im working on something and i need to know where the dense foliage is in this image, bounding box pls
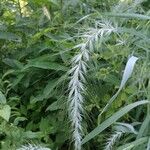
[0,0,150,150]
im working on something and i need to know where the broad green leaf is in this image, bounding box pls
[46,100,65,111]
[0,31,21,42]
[24,61,68,71]
[30,95,44,104]
[30,74,67,104]
[12,74,25,87]
[2,58,23,69]
[100,56,138,115]
[43,79,59,99]
[0,91,6,104]
[40,118,49,132]
[46,101,60,111]
[0,105,11,122]
[43,74,67,99]
[82,100,149,144]
[39,118,54,134]
[26,54,57,62]
[23,131,43,139]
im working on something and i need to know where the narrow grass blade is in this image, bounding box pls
[104,13,150,20]
[116,137,148,150]
[136,114,150,139]
[82,100,149,144]
[147,138,150,150]
[100,56,138,116]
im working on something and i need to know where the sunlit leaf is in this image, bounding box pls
[0,105,11,122]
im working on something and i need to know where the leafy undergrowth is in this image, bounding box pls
[0,0,150,150]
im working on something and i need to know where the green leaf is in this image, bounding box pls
[0,31,21,42]
[46,100,64,111]
[0,91,6,104]
[43,74,67,99]
[100,56,138,116]
[136,114,150,139]
[82,100,149,144]
[2,58,23,69]
[30,95,44,104]
[39,118,53,134]
[147,138,150,150]
[24,61,68,71]
[23,131,43,139]
[104,13,150,20]
[116,137,148,150]
[13,117,27,126]
[2,69,15,79]
[12,74,25,87]
[0,105,11,122]
[117,28,149,40]
[43,79,59,99]
[46,101,60,111]
[119,56,138,90]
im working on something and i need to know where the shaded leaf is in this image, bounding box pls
[0,31,21,42]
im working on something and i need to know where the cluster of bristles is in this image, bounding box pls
[68,1,144,149]
[17,144,50,150]
[68,20,117,150]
